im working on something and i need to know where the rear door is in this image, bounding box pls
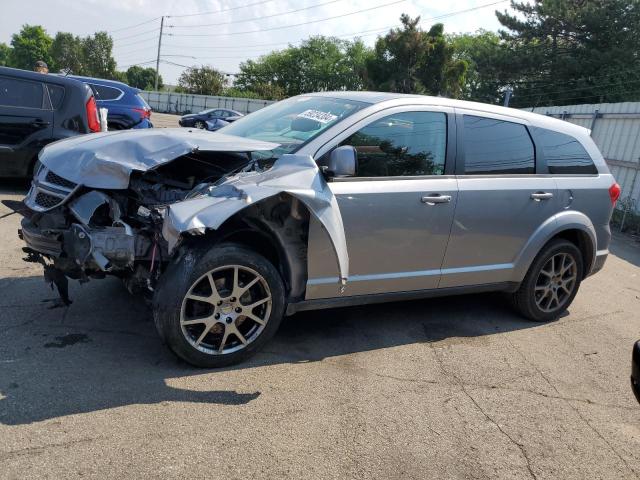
[0,75,53,176]
[440,110,559,288]
[306,106,458,299]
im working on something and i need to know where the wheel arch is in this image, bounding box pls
[513,211,597,282]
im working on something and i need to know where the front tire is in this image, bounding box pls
[194,120,205,129]
[513,239,583,322]
[153,243,285,367]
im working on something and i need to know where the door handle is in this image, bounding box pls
[31,120,50,128]
[421,194,452,205]
[530,192,554,201]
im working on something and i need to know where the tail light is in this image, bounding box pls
[86,96,101,133]
[133,107,151,119]
[609,182,621,205]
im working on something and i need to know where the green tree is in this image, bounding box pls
[81,32,117,79]
[496,0,640,106]
[450,30,511,104]
[9,25,53,71]
[0,43,11,66]
[50,32,83,74]
[366,15,467,97]
[126,65,162,90]
[178,66,226,95]
[235,36,372,98]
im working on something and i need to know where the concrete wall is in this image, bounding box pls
[140,91,274,115]
[528,102,640,212]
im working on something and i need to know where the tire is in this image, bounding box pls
[512,239,584,322]
[194,120,205,129]
[153,243,285,368]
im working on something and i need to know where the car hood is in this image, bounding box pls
[38,128,279,189]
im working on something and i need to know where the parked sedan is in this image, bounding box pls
[0,66,100,177]
[179,108,243,129]
[70,76,153,130]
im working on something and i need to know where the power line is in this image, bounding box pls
[167,0,407,37]
[112,27,160,42]
[167,0,276,19]
[167,0,344,28]
[107,17,161,34]
[113,36,160,49]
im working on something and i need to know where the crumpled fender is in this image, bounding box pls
[162,154,349,283]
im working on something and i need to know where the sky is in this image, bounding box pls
[0,0,514,85]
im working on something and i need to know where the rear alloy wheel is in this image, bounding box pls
[154,244,285,367]
[194,120,205,129]
[513,239,583,322]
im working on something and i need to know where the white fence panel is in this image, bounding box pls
[140,91,274,115]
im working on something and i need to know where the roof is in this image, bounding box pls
[0,66,87,88]
[307,91,590,138]
[68,75,134,90]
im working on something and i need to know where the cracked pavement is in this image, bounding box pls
[0,180,639,479]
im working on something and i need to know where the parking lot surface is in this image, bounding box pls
[0,181,639,479]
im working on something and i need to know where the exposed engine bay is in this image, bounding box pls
[16,128,348,307]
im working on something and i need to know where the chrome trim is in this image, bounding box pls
[24,166,79,212]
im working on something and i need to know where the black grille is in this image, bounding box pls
[45,171,76,190]
[35,192,62,209]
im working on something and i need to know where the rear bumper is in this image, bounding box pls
[632,340,640,404]
[589,250,609,276]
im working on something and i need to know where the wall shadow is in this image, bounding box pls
[609,231,640,268]
[0,274,545,425]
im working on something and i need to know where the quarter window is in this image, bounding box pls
[46,84,65,109]
[90,84,122,101]
[0,76,44,109]
[532,127,597,174]
[339,111,447,177]
[463,115,535,174]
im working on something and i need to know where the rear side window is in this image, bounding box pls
[46,84,65,109]
[90,84,122,101]
[339,111,447,177]
[532,128,597,174]
[0,76,44,109]
[463,115,535,174]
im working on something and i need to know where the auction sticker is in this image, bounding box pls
[297,109,338,124]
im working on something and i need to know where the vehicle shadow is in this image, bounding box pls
[0,275,544,425]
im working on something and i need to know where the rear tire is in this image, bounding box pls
[512,239,583,322]
[194,120,205,129]
[153,243,285,368]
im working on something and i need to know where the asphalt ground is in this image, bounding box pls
[0,178,639,479]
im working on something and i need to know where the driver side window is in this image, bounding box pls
[339,111,447,177]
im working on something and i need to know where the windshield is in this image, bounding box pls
[220,96,370,159]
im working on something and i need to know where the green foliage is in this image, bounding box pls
[9,25,53,71]
[0,43,10,66]
[81,32,117,79]
[50,32,83,74]
[178,66,226,95]
[450,30,511,104]
[496,0,640,107]
[366,15,467,97]
[126,65,162,90]
[235,36,371,98]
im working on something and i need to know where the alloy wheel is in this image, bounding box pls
[180,265,272,355]
[194,121,205,129]
[534,252,578,313]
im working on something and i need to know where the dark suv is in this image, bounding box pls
[70,76,153,130]
[0,66,100,177]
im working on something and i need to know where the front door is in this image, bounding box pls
[306,107,458,299]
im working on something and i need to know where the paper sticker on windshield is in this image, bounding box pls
[297,109,338,124]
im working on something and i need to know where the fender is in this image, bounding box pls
[511,209,596,282]
[162,154,349,285]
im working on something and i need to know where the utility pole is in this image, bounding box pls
[503,86,513,107]
[154,16,164,91]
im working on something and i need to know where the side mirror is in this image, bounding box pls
[327,145,357,177]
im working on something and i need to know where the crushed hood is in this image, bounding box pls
[38,128,279,189]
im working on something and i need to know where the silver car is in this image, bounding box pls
[17,92,620,367]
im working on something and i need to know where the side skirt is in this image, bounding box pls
[286,282,520,316]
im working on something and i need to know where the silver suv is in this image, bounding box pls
[17,92,619,367]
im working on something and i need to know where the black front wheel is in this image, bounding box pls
[513,239,583,322]
[153,243,286,368]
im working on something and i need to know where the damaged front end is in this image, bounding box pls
[18,128,348,306]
